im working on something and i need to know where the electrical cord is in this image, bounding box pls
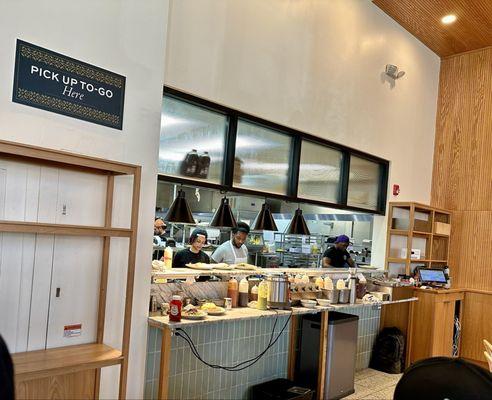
[175,309,292,371]
[175,310,289,371]
[176,309,280,370]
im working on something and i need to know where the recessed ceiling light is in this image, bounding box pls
[441,14,457,24]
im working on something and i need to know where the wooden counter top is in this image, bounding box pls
[148,297,418,330]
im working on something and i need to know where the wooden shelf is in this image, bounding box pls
[389,229,409,236]
[431,260,448,263]
[12,343,123,382]
[0,139,137,175]
[0,220,131,237]
[413,230,432,236]
[433,233,450,238]
[388,258,407,263]
[410,259,431,263]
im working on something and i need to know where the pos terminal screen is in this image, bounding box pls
[419,269,447,283]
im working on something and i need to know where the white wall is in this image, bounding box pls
[164,0,440,267]
[0,1,169,398]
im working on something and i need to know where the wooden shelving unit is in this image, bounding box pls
[1,139,141,399]
[385,202,451,275]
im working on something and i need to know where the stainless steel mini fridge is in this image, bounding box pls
[297,311,359,400]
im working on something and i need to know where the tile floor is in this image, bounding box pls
[345,368,402,399]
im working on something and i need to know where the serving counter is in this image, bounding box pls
[144,297,417,400]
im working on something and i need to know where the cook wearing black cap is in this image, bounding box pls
[211,222,250,265]
[172,228,210,268]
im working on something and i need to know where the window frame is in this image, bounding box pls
[160,86,389,215]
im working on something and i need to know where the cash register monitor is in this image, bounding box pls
[418,268,447,285]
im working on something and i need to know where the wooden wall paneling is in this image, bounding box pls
[409,291,435,364]
[380,303,410,338]
[15,369,96,400]
[372,0,492,57]
[460,292,492,363]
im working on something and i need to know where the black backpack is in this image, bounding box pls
[370,327,405,373]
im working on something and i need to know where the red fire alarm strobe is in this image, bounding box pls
[393,184,400,196]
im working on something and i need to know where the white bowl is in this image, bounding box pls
[316,298,331,307]
[301,300,317,309]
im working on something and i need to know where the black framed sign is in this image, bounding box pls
[12,39,125,130]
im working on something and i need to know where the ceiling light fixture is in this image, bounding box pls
[441,14,457,24]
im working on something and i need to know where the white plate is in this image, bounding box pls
[231,263,257,270]
[182,312,207,320]
[210,263,234,270]
[185,263,214,270]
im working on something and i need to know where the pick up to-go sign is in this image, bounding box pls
[12,39,125,130]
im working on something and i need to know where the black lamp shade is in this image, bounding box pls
[164,189,195,224]
[285,208,311,235]
[210,196,237,228]
[253,203,278,231]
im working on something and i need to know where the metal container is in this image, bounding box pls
[339,288,351,304]
[324,289,340,304]
[267,273,290,309]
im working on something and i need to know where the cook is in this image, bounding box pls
[322,234,356,268]
[172,228,210,268]
[211,222,250,265]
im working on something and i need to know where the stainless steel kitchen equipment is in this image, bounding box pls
[323,289,340,304]
[266,273,290,309]
[339,288,351,304]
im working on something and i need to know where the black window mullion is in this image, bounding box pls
[222,113,238,187]
[288,135,302,197]
[377,162,389,213]
[339,151,351,205]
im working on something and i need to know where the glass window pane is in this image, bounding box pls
[298,141,342,203]
[159,96,227,184]
[347,156,381,210]
[234,120,291,195]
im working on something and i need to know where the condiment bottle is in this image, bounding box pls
[324,276,334,290]
[250,285,258,301]
[164,246,173,269]
[227,277,239,308]
[301,274,310,284]
[239,278,249,307]
[336,279,346,290]
[315,276,324,289]
[257,280,268,310]
[169,295,182,322]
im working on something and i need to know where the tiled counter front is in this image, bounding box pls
[145,317,290,400]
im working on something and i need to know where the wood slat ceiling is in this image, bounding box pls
[373,0,492,57]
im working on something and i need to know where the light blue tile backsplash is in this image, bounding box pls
[145,316,290,400]
[145,305,381,399]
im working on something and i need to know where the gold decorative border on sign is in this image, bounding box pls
[17,88,120,126]
[20,44,124,89]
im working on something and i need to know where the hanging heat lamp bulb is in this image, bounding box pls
[164,188,195,224]
[210,195,237,228]
[253,202,278,231]
[285,207,310,236]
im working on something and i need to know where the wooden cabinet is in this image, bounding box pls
[408,289,464,364]
[385,202,451,277]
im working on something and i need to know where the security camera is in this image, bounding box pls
[385,64,405,79]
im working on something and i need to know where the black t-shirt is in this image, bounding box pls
[322,246,351,268]
[172,248,210,268]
